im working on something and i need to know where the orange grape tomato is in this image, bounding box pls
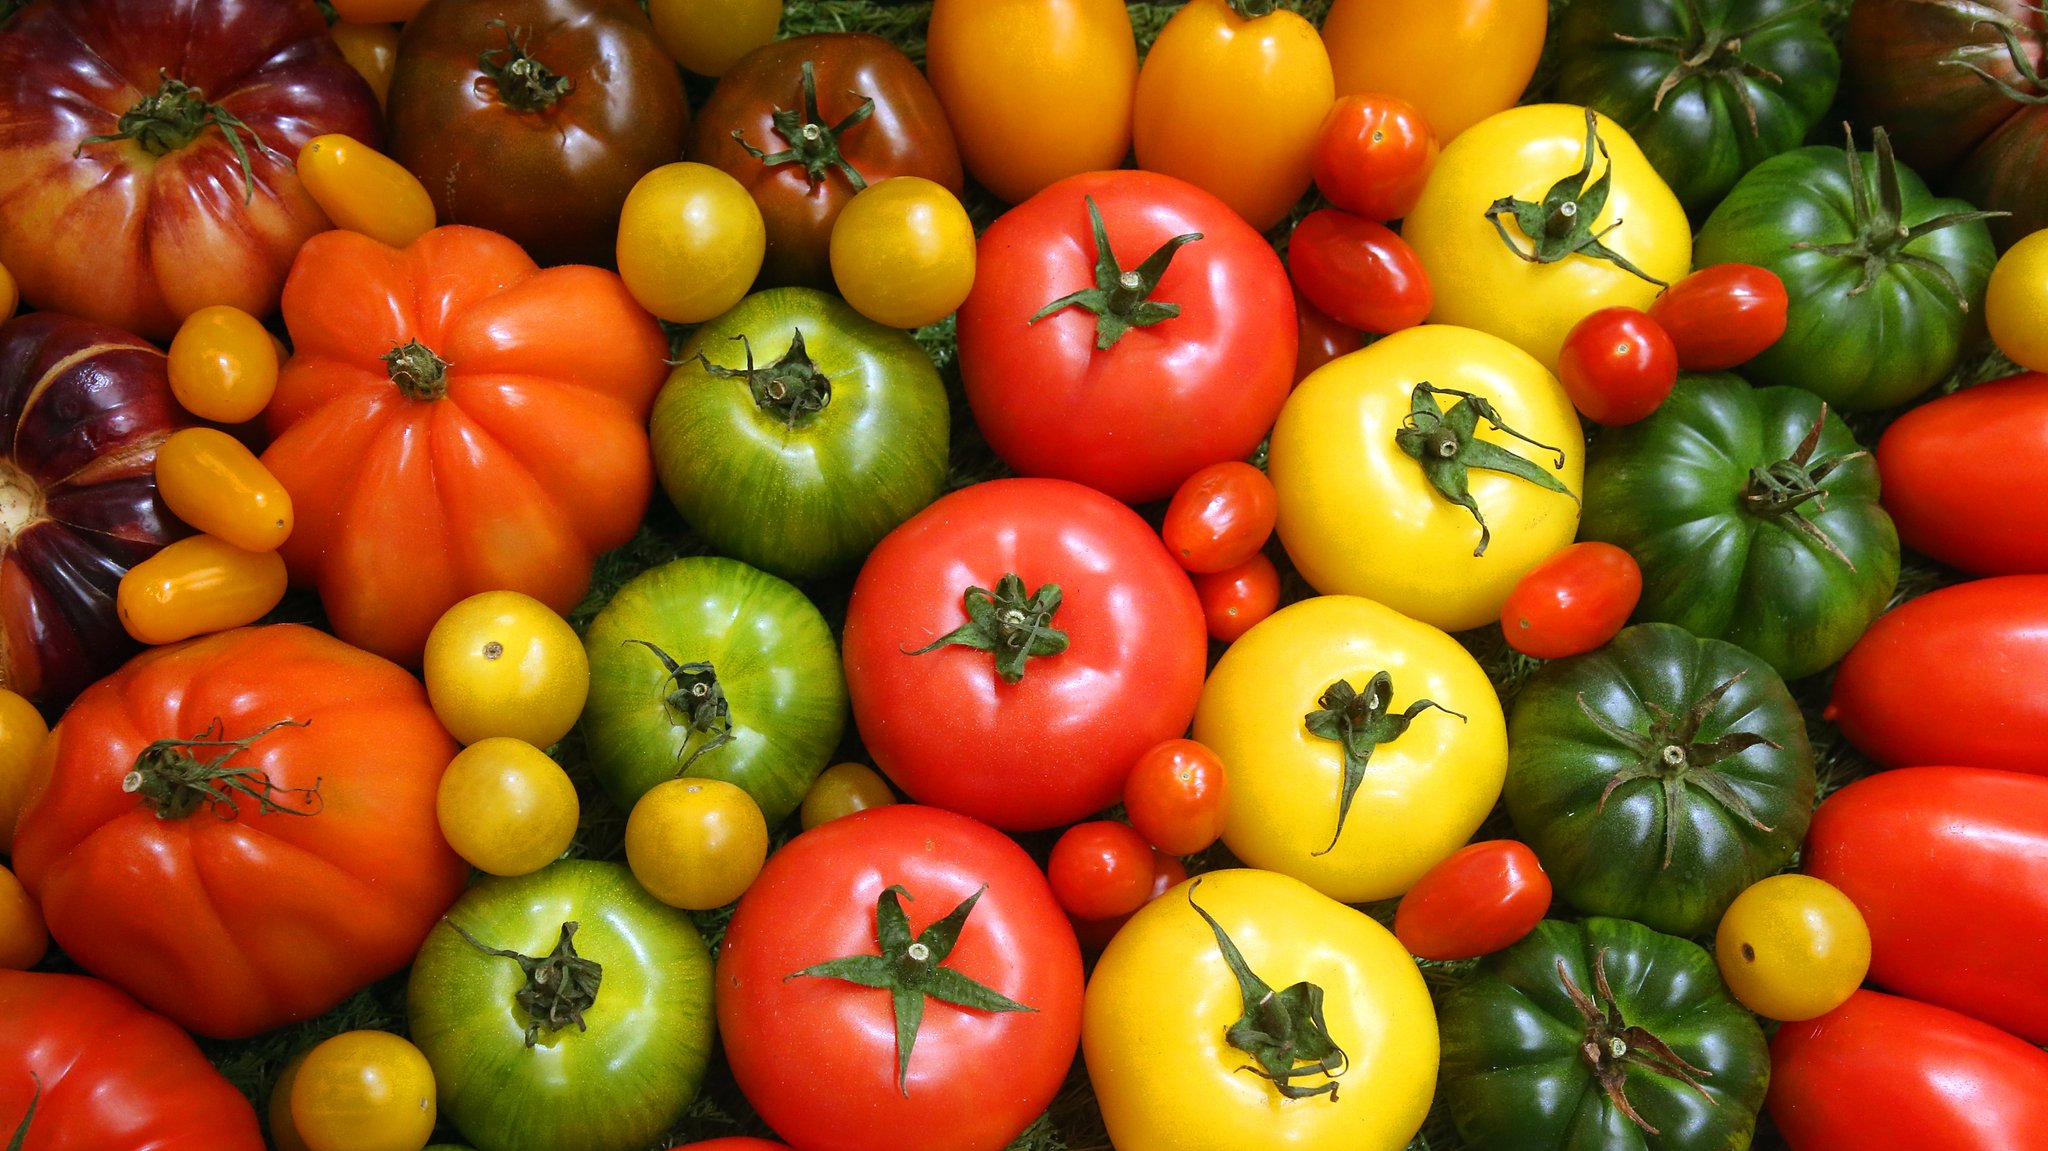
[116,535,289,647]
[0,864,47,971]
[166,304,280,424]
[1320,0,1548,144]
[154,427,294,553]
[297,134,437,250]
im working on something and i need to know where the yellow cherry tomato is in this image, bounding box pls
[423,590,589,748]
[616,162,767,325]
[289,1030,437,1151]
[798,761,897,830]
[116,534,288,646]
[624,777,769,910]
[1321,0,1548,145]
[1268,325,1584,632]
[269,1050,316,1151]
[1403,104,1692,372]
[1132,0,1334,232]
[328,0,427,22]
[0,864,47,971]
[0,258,16,321]
[330,22,401,108]
[1715,873,1873,1023]
[436,738,580,877]
[154,427,294,552]
[828,177,976,329]
[298,134,437,250]
[167,304,280,423]
[0,689,49,855]
[648,0,783,76]
[1987,227,2048,372]
[1191,595,1508,904]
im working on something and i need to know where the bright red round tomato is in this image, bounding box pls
[1161,461,1278,574]
[1556,306,1678,425]
[1192,551,1282,644]
[1122,738,1229,856]
[1499,541,1644,659]
[716,805,1084,1151]
[1392,839,1551,961]
[1311,93,1440,222]
[1294,289,1362,383]
[1646,263,1789,372]
[1069,850,1186,954]
[1047,820,1155,920]
[1286,208,1432,335]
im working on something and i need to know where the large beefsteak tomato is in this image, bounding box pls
[1877,371,2048,574]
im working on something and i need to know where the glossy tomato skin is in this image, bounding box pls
[1646,263,1790,371]
[843,479,1207,833]
[1288,210,1433,335]
[1294,290,1363,383]
[1161,461,1277,574]
[1393,840,1550,961]
[1321,0,1548,144]
[718,805,1083,1151]
[1499,541,1642,659]
[1123,738,1229,857]
[1714,873,1870,1022]
[1988,230,2048,369]
[1313,94,1440,222]
[1878,373,2048,574]
[1047,820,1155,920]
[957,170,1296,504]
[1192,552,1281,643]
[1555,306,1678,425]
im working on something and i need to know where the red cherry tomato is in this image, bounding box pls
[1047,820,1157,921]
[1556,306,1679,425]
[1311,92,1439,222]
[1287,209,1432,335]
[1294,288,1362,383]
[1191,552,1282,643]
[1647,263,1789,372]
[1070,850,1187,954]
[1123,738,1229,856]
[1393,839,1551,961]
[1499,542,1643,659]
[1161,461,1278,574]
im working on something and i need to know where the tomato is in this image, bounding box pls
[1161,461,1277,574]
[647,0,782,76]
[1646,262,1790,372]
[435,738,580,878]
[1132,0,1334,232]
[842,478,1208,832]
[1293,289,1362,383]
[925,0,1137,205]
[116,534,288,646]
[423,590,589,749]
[616,162,766,325]
[1192,552,1282,644]
[829,177,977,330]
[154,428,292,554]
[1987,229,2048,371]
[1086,870,1437,1151]
[1555,306,1678,425]
[330,22,400,108]
[1714,874,1870,1023]
[1269,324,1585,633]
[718,805,1084,1151]
[1068,850,1186,953]
[330,0,427,19]
[1393,840,1550,961]
[1123,738,1229,857]
[0,260,14,322]
[0,865,45,971]
[1499,541,1642,659]
[295,134,435,251]
[1313,93,1440,222]
[1287,210,1433,335]
[1405,105,1692,372]
[1878,372,2048,575]
[0,690,47,854]
[1193,596,1508,903]
[799,762,897,830]
[958,171,1296,503]
[167,305,279,424]
[676,1143,787,1151]
[625,777,770,911]
[1047,821,1154,921]
[289,1031,436,1151]
[1321,0,1548,144]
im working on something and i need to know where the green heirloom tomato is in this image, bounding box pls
[653,287,949,581]
[1440,917,1770,1151]
[408,860,716,1151]
[581,556,847,822]
[1580,373,1898,680]
[1506,623,1815,937]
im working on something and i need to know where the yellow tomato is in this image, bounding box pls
[290,1030,437,1151]
[1716,873,1872,1023]
[1987,227,2048,372]
[436,738,580,877]
[1322,0,1547,145]
[1191,596,1507,904]
[269,1050,316,1151]
[624,777,769,911]
[0,258,16,321]
[298,134,437,250]
[166,304,280,424]
[330,22,400,107]
[0,864,47,971]
[155,427,294,552]
[0,689,48,854]
[798,761,897,830]
[1403,104,1691,372]
[1268,325,1584,632]
[829,177,976,329]
[116,534,288,646]
[616,162,766,325]
[648,0,783,76]
[423,590,589,748]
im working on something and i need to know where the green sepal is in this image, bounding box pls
[900,573,1069,684]
[74,70,289,206]
[731,60,874,191]
[1481,108,1670,287]
[1185,879,1348,1101]
[1028,196,1202,351]
[696,330,833,428]
[446,920,604,1048]
[479,20,574,112]
[626,640,734,773]
[1304,672,1466,855]
[6,1073,35,1151]
[1395,382,1579,557]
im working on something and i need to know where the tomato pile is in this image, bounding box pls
[1,0,2045,1149]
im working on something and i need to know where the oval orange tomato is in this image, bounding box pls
[1321,0,1548,145]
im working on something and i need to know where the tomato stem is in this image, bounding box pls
[731,60,874,191]
[1949,11,2048,106]
[6,1072,36,1151]
[899,573,1069,684]
[1394,382,1578,557]
[74,71,288,206]
[1610,0,1817,133]
[123,717,319,822]
[1028,196,1203,351]
[626,640,735,773]
[1481,108,1669,287]
[1739,403,1866,570]
[446,920,603,1046]
[1184,879,1348,1101]
[1557,948,1718,1134]
[1226,0,1281,17]
[383,340,450,402]
[1303,672,1463,856]
[695,331,832,428]
[479,20,574,113]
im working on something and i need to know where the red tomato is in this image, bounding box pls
[842,479,1208,832]
[1047,820,1155,920]
[1311,93,1440,221]
[1286,209,1433,335]
[1069,850,1186,954]
[1161,461,1278,573]
[1878,372,2048,575]
[1498,541,1643,659]
[716,805,1083,1151]
[1392,839,1551,961]
[956,170,1296,503]
[1122,738,1229,856]
[676,1142,788,1150]
[1556,306,1679,425]
[1294,289,1363,383]
[1646,263,1789,372]
[1192,552,1282,643]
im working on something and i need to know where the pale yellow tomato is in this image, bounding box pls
[616,162,766,324]
[423,590,589,748]
[624,777,769,910]
[1716,873,1873,1022]
[436,738,581,877]
[829,177,976,329]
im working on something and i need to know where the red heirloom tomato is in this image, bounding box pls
[1294,289,1363,383]
[1393,839,1551,960]
[1123,738,1229,856]
[1313,93,1441,222]
[1878,372,2048,575]
[1162,461,1278,574]
[1048,820,1156,920]
[1192,553,1282,643]
[10,625,468,1039]
[1499,541,1643,659]
[842,479,1208,832]
[1646,263,1790,372]
[717,805,1084,1151]
[957,170,1297,503]
[0,0,380,341]
[1556,307,1679,425]
[261,226,667,666]
[1288,209,1434,335]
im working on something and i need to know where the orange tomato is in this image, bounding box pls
[297,134,436,250]
[115,535,289,646]
[155,428,294,553]
[1321,0,1548,145]
[329,22,400,107]
[0,689,47,855]
[0,258,15,321]
[0,864,46,971]
[166,304,280,424]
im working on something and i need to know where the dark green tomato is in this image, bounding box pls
[408,860,715,1151]
[1692,130,1998,410]
[1553,0,1838,213]
[1580,373,1898,679]
[1505,623,1815,937]
[581,555,847,822]
[1440,917,1770,1151]
[652,287,948,581]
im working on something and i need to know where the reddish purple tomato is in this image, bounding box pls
[1191,552,1281,643]
[1047,820,1156,921]
[1392,839,1551,961]
[1311,93,1440,222]
[1557,306,1679,425]
[1069,850,1186,954]
[1286,208,1432,334]
[1499,541,1644,659]
[1293,288,1362,383]
[1646,263,1789,372]
[1122,738,1229,856]
[1161,461,1278,574]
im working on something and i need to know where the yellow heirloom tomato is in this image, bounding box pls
[648,0,783,77]
[155,427,294,553]
[617,162,766,325]
[1269,324,1583,633]
[1084,870,1437,1151]
[1987,227,2048,373]
[1321,0,1547,145]
[829,176,976,329]
[1192,596,1507,904]
[1403,104,1690,372]
[166,304,280,424]
[297,135,436,250]
[0,689,49,854]
[423,590,589,749]
[116,534,288,646]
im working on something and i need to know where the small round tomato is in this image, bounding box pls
[1288,209,1432,335]
[1716,873,1872,1023]
[1556,306,1678,425]
[1192,552,1282,643]
[625,777,771,911]
[297,135,436,250]
[115,535,289,646]
[800,762,898,831]
[289,1030,437,1151]
[0,689,50,854]
[830,176,977,330]
[1392,839,1550,961]
[0,864,47,971]
[329,22,399,108]
[1294,289,1363,383]
[435,738,581,878]
[166,304,280,424]
[1987,228,2048,373]
[155,427,295,553]
[1048,820,1156,921]
[1312,93,1440,222]
[423,590,589,749]
[0,259,16,321]
[617,162,767,325]
[648,0,783,77]
[1646,263,1791,372]
[1499,541,1643,659]
[1123,738,1229,856]
[1070,849,1186,953]
[1162,461,1278,574]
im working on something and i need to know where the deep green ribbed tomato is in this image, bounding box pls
[1693,128,1999,409]
[1505,623,1815,937]
[407,860,715,1151]
[1580,373,1898,679]
[652,287,948,581]
[1440,917,1769,1151]
[1553,0,1837,213]
[581,556,847,822]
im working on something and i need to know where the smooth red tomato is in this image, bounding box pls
[1392,839,1550,961]
[1878,372,2048,575]
[1646,263,1789,372]
[676,1142,789,1151]
[1122,738,1229,857]
[1294,289,1363,383]
[1068,850,1185,954]
[1287,209,1432,335]
[1312,93,1440,221]
[1499,541,1643,659]
[1556,306,1679,425]
[1047,820,1156,921]
[1161,462,1278,574]
[1192,552,1282,643]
